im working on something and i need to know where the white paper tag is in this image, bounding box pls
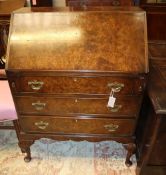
[107,96,116,108]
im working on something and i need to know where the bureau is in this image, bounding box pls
[6,7,148,166]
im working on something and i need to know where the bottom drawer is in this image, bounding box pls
[19,116,135,136]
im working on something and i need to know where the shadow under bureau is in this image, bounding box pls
[6,7,148,166]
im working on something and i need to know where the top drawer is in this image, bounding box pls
[10,75,145,95]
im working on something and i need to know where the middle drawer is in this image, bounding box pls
[15,96,142,117]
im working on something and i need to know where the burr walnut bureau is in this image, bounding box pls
[6,7,148,166]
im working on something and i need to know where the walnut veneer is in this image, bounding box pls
[6,7,148,166]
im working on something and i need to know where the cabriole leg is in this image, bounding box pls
[124,143,136,167]
[18,140,34,162]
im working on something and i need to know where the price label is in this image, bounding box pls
[107,96,116,108]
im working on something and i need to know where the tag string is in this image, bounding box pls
[110,89,115,97]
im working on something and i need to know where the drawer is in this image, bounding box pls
[19,116,135,135]
[11,76,145,95]
[15,95,142,116]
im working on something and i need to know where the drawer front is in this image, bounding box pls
[19,116,135,135]
[15,96,142,116]
[12,76,145,95]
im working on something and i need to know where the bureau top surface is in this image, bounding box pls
[6,7,148,73]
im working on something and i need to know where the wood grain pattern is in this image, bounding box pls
[6,7,148,73]
[6,7,148,165]
[15,95,142,116]
[12,75,145,95]
[19,116,135,135]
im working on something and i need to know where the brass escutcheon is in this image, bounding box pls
[28,80,44,90]
[32,101,46,111]
[104,124,119,132]
[108,104,122,112]
[107,82,124,92]
[35,121,49,130]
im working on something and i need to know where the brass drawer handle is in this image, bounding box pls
[35,121,49,130]
[107,82,124,92]
[32,101,46,111]
[28,80,44,90]
[104,124,119,132]
[108,104,122,112]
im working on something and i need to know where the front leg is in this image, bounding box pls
[124,143,136,167]
[18,140,34,162]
